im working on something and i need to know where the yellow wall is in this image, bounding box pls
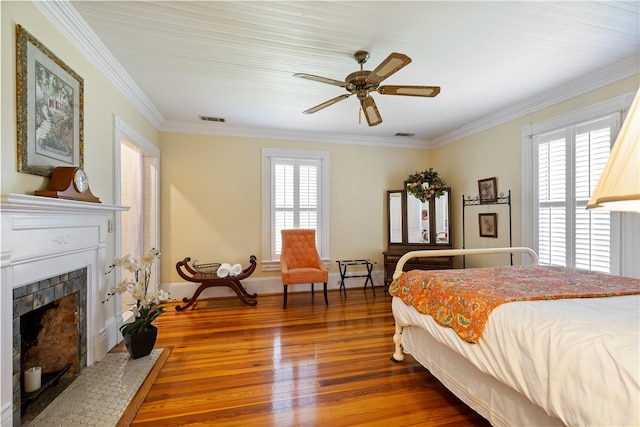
[159,133,430,282]
[1,2,161,325]
[160,76,638,274]
[431,76,639,266]
[1,1,160,200]
[3,1,637,280]
[1,2,434,287]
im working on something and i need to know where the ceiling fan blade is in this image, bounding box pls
[360,96,383,126]
[378,85,441,97]
[294,73,346,87]
[366,52,411,84]
[303,94,352,114]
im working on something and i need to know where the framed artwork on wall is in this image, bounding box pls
[478,177,497,204]
[16,24,84,177]
[479,213,498,238]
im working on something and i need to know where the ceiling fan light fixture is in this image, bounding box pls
[374,58,406,77]
[361,96,382,126]
[353,50,370,65]
[367,52,411,84]
[379,85,441,97]
[302,94,351,114]
[295,50,438,125]
[293,73,346,87]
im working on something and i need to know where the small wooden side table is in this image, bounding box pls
[175,255,258,310]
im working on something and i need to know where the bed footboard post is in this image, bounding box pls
[391,322,404,362]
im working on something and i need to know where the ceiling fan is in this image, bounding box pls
[294,50,440,127]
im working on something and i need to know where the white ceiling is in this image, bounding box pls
[48,1,640,148]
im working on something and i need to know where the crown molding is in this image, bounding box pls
[429,55,640,148]
[38,1,638,150]
[521,91,635,138]
[33,1,166,129]
[161,121,433,149]
[36,0,430,149]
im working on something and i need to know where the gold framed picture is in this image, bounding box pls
[479,213,498,238]
[16,24,84,177]
[478,177,497,204]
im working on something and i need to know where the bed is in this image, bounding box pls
[389,247,640,427]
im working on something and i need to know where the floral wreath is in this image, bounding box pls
[406,168,446,202]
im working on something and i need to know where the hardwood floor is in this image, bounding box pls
[132,287,491,426]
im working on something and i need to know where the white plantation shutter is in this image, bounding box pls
[274,161,295,254]
[534,116,612,272]
[575,119,611,272]
[537,129,568,266]
[298,162,318,231]
[262,148,329,270]
[272,159,319,255]
[523,93,639,278]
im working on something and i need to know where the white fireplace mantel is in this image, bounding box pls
[0,194,127,426]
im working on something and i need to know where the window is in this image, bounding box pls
[261,148,329,271]
[522,93,638,276]
[536,118,612,272]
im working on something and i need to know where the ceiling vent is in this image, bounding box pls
[199,115,226,123]
[394,132,415,137]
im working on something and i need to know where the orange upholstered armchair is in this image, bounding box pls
[280,229,329,309]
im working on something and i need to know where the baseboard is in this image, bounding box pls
[101,317,120,358]
[97,325,112,362]
[103,311,137,355]
[164,270,384,302]
[1,402,11,427]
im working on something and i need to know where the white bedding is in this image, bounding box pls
[392,294,640,426]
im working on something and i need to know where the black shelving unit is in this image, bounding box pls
[461,190,512,267]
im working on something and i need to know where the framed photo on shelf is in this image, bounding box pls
[478,177,497,204]
[479,213,498,238]
[16,24,84,177]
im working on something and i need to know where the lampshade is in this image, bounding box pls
[587,90,640,212]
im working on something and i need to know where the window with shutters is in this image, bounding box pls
[535,118,612,272]
[261,148,329,271]
[521,93,638,276]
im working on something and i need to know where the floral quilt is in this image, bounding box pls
[389,265,640,343]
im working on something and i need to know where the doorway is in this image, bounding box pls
[114,116,160,317]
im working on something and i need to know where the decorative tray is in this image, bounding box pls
[192,261,220,275]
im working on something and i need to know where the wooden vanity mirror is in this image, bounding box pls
[384,187,453,286]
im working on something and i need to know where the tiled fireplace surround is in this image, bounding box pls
[13,268,87,425]
[1,194,126,426]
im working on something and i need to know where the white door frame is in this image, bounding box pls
[113,115,161,321]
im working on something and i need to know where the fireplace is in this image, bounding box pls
[1,194,126,426]
[14,269,87,424]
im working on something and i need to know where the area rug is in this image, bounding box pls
[24,347,171,427]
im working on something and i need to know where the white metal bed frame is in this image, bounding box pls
[389,247,640,426]
[388,247,560,427]
[391,247,538,362]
